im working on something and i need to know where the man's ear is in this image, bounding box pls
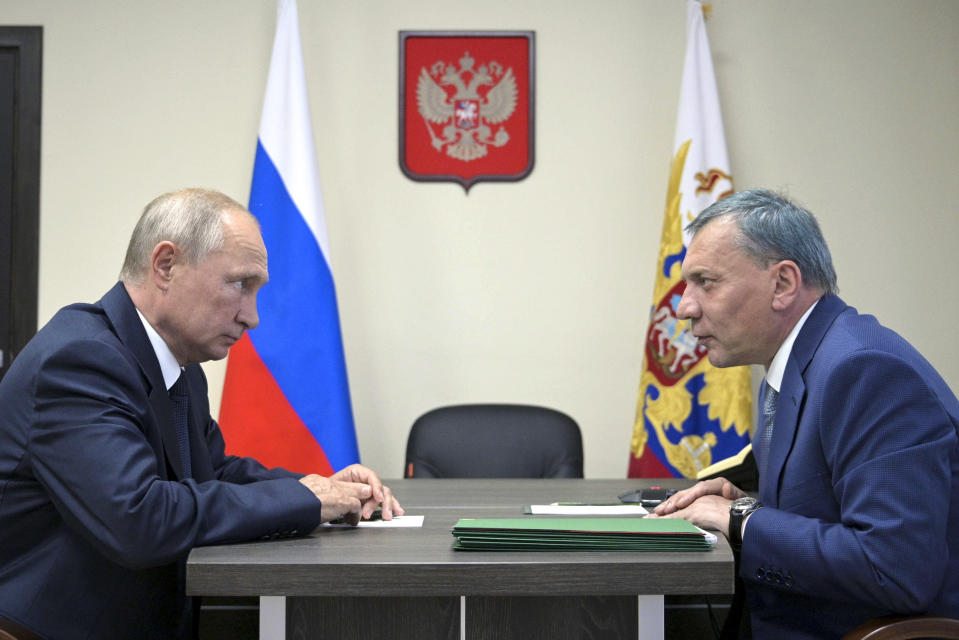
[150,241,178,292]
[770,260,803,311]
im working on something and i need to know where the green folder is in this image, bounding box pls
[451,517,714,551]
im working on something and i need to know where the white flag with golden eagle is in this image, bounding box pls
[628,0,752,478]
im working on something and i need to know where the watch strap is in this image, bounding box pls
[729,498,761,553]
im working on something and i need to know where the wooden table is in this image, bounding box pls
[187,478,734,639]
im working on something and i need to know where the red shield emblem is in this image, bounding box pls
[399,31,535,193]
[645,281,708,387]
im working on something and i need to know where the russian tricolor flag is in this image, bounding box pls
[219,0,359,475]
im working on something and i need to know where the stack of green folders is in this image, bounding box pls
[451,517,714,551]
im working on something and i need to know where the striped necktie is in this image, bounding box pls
[169,373,193,478]
[756,381,778,478]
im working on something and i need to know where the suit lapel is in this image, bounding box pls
[100,282,191,479]
[761,295,848,506]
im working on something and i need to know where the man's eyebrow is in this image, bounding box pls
[230,270,268,283]
[683,267,717,282]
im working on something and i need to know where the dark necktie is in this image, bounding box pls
[169,373,193,478]
[756,381,778,478]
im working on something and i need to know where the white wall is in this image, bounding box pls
[3,0,958,478]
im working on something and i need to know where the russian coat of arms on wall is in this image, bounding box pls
[399,31,535,193]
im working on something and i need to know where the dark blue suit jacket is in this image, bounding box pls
[0,283,324,639]
[742,295,959,638]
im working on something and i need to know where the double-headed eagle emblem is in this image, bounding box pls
[416,51,518,161]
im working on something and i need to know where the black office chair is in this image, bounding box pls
[404,403,583,478]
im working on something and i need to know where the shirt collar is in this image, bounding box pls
[135,309,182,391]
[765,299,819,393]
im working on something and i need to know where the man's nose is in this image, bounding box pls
[676,286,697,320]
[237,293,260,330]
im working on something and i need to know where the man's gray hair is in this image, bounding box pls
[686,189,838,295]
[119,188,249,285]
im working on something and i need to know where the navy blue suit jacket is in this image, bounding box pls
[742,295,959,638]
[0,283,324,639]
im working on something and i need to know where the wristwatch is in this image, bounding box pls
[728,497,762,553]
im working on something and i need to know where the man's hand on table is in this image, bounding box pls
[300,464,404,525]
[645,477,747,538]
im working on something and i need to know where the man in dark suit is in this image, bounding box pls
[650,189,958,638]
[0,188,402,639]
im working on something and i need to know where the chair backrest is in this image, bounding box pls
[404,404,583,478]
[841,616,959,640]
[0,615,42,640]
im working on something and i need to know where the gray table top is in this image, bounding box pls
[186,478,734,597]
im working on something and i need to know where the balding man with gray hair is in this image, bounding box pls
[0,188,402,640]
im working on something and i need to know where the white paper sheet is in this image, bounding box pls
[527,504,649,515]
[322,515,425,528]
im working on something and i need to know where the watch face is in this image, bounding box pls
[731,497,759,515]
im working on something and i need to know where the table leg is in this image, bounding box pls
[637,594,665,640]
[259,596,286,640]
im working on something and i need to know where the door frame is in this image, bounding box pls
[0,26,41,378]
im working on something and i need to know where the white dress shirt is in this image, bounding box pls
[135,309,183,391]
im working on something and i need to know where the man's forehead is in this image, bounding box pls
[220,211,266,250]
[221,208,260,236]
[695,219,740,251]
[683,221,741,272]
